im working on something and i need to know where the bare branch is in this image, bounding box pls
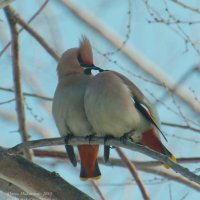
[4,6,32,160]
[90,181,106,200]
[0,147,93,200]
[4,6,60,61]
[161,122,200,133]
[7,136,200,185]
[140,167,200,192]
[0,98,15,105]
[0,0,49,57]
[116,147,150,200]
[0,86,52,101]
[171,0,200,14]
[59,0,200,114]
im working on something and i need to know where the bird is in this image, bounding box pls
[82,47,176,169]
[52,37,101,180]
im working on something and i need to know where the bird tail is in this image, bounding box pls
[140,128,177,169]
[78,145,101,181]
[161,146,177,169]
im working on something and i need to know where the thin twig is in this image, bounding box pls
[116,147,150,200]
[0,0,49,57]
[59,0,200,114]
[5,6,59,61]
[7,136,200,185]
[0,98,15,105]
[91,181,106,200]
[1,87,200,133]
[0,86,52,101]
[1,85,200,133]
[4,6,32,160]
[171,0,200,14]
[139,167,200,192]
[161,122,200,133]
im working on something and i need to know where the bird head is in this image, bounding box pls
[57,36,94,79]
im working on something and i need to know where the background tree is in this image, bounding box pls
[0,0,200,199]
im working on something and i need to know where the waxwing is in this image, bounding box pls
[52,37,101,180]
[82,47,176,169]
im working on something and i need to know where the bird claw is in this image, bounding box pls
[104,135,114,145]
[120,129,135,143]
[65,133,73,145]
[85,134,95,144]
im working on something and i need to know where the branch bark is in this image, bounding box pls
[4,6,32,160]
[0,178,38,199]
[0,147,93,200]
[0,0,13,8]
[7,136,200,185]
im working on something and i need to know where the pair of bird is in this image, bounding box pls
[52,37,176,181]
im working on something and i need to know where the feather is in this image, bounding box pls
[133,98,168,142]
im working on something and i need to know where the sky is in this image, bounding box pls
[0,0,200,199]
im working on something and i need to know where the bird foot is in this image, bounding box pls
[120,129,135,143]
[85,134,95,144]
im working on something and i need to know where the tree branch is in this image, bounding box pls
[116,147,150,200]
[0,147,93,200]
[0,0,49,57]
[138,167,200,192]
[32,149,200,192]
[0,178,38,199]
[7,136,200,185]
[161,122,200,133]
[4,6,60,61]
[4,6,32,160]
[90,181,106,200]
[0,86,52,101]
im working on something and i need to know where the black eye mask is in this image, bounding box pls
[77,53,106,75]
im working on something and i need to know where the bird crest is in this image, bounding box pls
[78,36,93,66]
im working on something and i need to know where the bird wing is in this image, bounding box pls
[114,72,167,142]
